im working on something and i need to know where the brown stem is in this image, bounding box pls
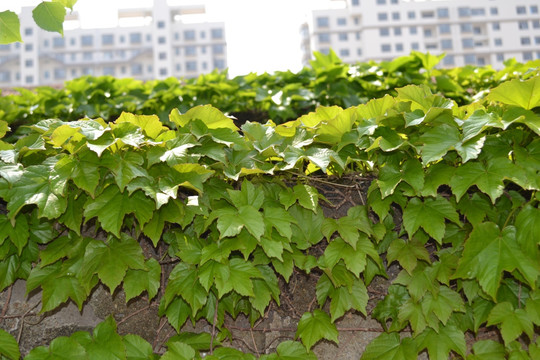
[0,285,13,324]
[117,303,157,326]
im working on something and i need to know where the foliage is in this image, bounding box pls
[0,53,539,359]
[0,1,77,44]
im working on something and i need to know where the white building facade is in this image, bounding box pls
[0,0,227,87]
[303,0,540,68]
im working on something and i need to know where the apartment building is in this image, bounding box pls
[0,0,227,87]
[303,0,540,68]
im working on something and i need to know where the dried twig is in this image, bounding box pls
[0,285,13,324]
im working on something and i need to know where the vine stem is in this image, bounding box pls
[117,303,157,326]
[0,285,13,324]
[210,296,219,355]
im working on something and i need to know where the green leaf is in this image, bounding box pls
[322,237,377,277]
[215,258,261,297]
[402,196,460,243]
[160,297,191,333]
[102,152,148,191]
[263,206,295,239]
[261,341,317,360]
[25,336,86,360]
[164,263,207,315]
[398,299,427,334]
[467,340,505,360]
[84,186,154,237]
[450,157,518,203]
[32,1,66,35]
[116,112,166,139]
[420,124,460,164]
[0,11,22,44]
[123,258,161,302]
[123,334,156,360]
[5,165,67,219]
[487,302,534,344]
[377,158,424,198]
[454,223,540,300]
[295,309,338,351]
[515,205,540,257]
[86,317,126,360]
[293,184,318,212]
[417,324,466,360]
[53,152,100,196]
[329,278,368,321]
[80,235,146,293]
[0,328,20,360]
[525,290,540,325]
[361,333,417,360]
[170,105,239,131]
[372,284,409,330]
[41,274,87,313]
[487,76,540,110]
[53,0,78,10]
[0,213,29,255]
[421,286,465,325]
[161,342,195,360]
[387,238,431,274]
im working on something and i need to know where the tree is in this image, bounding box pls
[0,0,77,44]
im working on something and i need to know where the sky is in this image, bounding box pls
[7,0,341,76]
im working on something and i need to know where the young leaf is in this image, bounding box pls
[0,328,20,360]
[487,76,540,110]
[25,336,86,360]
[32,1,66,35]
[0,11,22,44]
[295,309,339,351]
[454,223,540,300]
[402,196,460,244]
[360,332,417,360]
[416,324,466,360]
[487,302,534,345]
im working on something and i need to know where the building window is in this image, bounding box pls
[439,24,451,34]
[354,17,360,25]
[462,38,474,48]
[158,36,166,44]
[473,26,482,35]
[490,7,498,15]
[186,61,197,72]
[53,37,65,48]
[492,22,500,31]
[407,11,415,19]
[158,52,167,60]
[392,12,400,20]
[395,43,403,52]
[411,42,419,50]
[494,38,502,46]
[339,49,350,57]
[381,44,391,52]
[356,31,361,40]
[443,55,454,66]
[424,28,433,37]
[460,23,472,33]
[533,20,540,29]
[357,48,362,56]
[147,65,153,73]
[376,0,386,4]
[521,37,531,45]
[199,31,205,39]
[393,27,401,36]
[379,28,389,36]
[175,63,181,72]
[159,68,167,76]
[81,35,93,46]
[184,30,196,40]
[117,50,125,58]
[102,34,114,45]
[129,33,142,44]
[378,13,388,21]
[212,44,224,54]
[71,53,76,61]
[535,36,540,45]
[202,62,207,70]
[464,54,476,65]
[54,68,66,79]
[409,26,417,35]
[338,32,348,41]
[516,6,526,15]
[425,43,438,50]
[471,8,485,16]
[83,52,93,61]
[421,11,435,18]
[70,38,75,46]
[103,67,114,76]
[458,7,470,17]
[496,53,504,62]
[316,17,329,27]
[185,46,196,56]
[437,8,449,18]
[103,51,113,60]
[157,21,165,29]
[25,43,33,51]
[523,52,533,61]
[214,59,225,70]
[25,75,34,84]
[441,39,453,50]
[537,51,540,59]
[174,32,179,41]
[337,17,346,26]
[44,70,50,79]
[477,57,485,65]
[146,34,152,42]
[25,59,33,67]
[131,64,142,75]
[82,68,93,75]
[43,40,49,47]
[211,28,223,39]
[0,71,11,82]
[24,28,33,36]
[120,35,125,43]
[531,5,539,14]
[391,0,398,4]
[519,21,529,30]
[318,33,330,43]
[352,0,360,6]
